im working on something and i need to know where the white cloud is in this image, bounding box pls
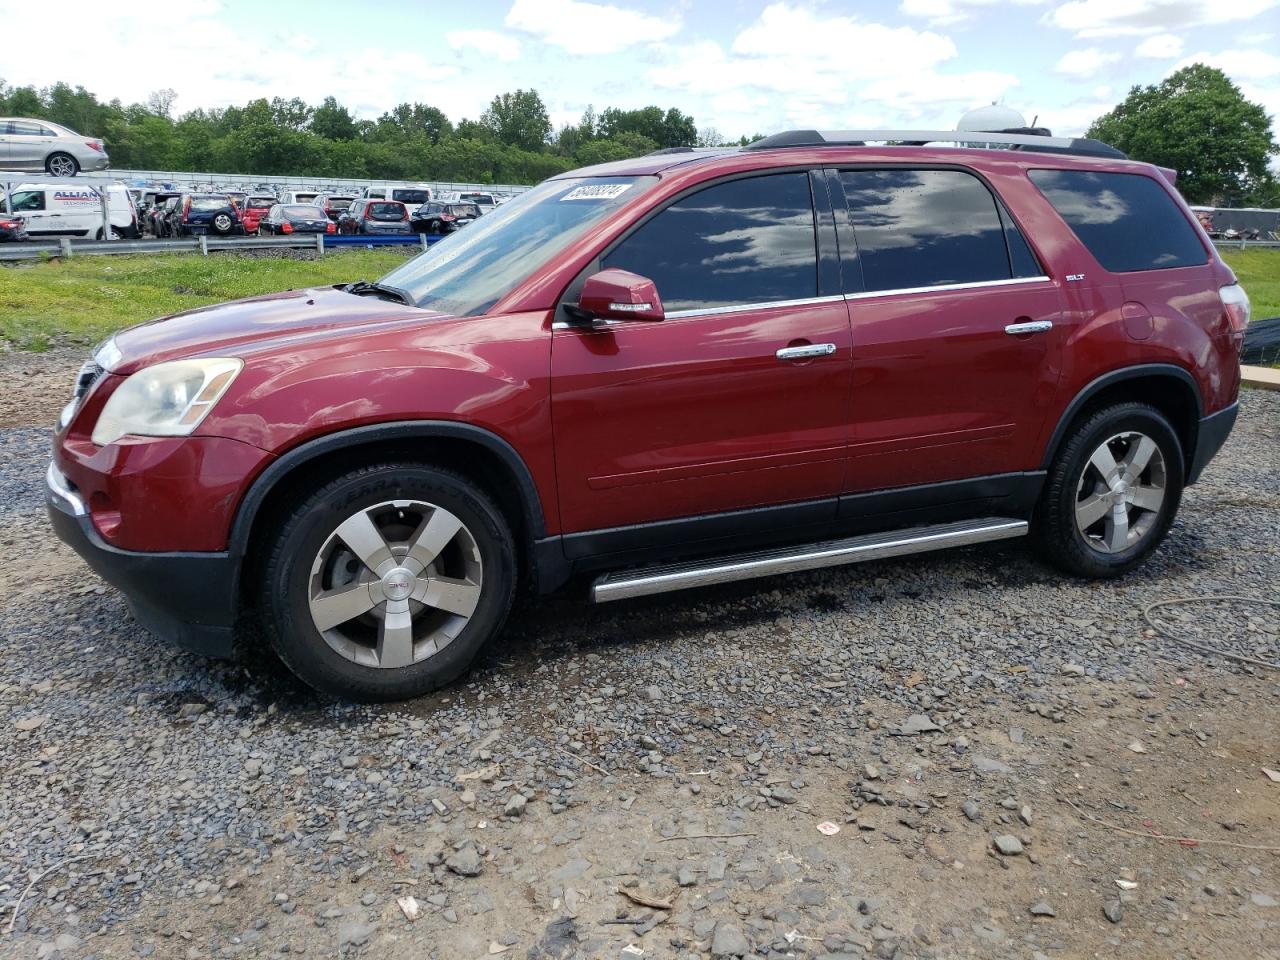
[447,29,521,62]
[505,0,680,54]
[1134,33,1183,58]
[1174,48,1280,80]
[647,4,1018,132]
[1041,100,1115,135]
[1044,0,1280,37]
[899,0,1045,26]
[1054,48,1122,76]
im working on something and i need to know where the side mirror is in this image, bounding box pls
[576,268,664,323]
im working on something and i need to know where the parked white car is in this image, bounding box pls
[362,184,432,207]
[284,191,321,205]
[0,118,109,177]
[3,182,138,238]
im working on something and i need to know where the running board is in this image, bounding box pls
[590,517,1028,603]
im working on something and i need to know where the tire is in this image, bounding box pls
[210,213,234,235]
[1032,402,1184,579]
[258,463,517,702]
[46,152,78,177]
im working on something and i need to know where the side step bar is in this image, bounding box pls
[590,517,1028,603]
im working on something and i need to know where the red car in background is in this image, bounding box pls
[238,196,277,235]
[0,212,28,241]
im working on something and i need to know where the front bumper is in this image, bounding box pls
[1187,400,1238,484]
[46,462,237,657]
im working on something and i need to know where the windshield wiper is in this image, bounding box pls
[343,279,414,306]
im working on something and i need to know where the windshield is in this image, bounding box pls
[392,189,430,205]
[326,198,353,210]
[190,197,230,211]
[246,197,275,209]
[368,202,406,221]
[284,205,325,218]
[381,176,654,316]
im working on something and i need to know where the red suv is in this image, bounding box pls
[47,129,1247,701]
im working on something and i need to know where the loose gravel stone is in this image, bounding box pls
[992,835,1024,856]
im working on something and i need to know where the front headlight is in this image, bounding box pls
[92,358,243,446]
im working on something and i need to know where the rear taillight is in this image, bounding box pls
[182,198,191,220]
[441,214,456,222]
[281,222,293,234]
[326,222,335,234]
[1220,284,1251,334]
[85,140,104,153]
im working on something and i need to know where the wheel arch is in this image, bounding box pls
[228,421,551,599]
[1039,364,1202,477]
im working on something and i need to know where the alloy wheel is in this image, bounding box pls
[47,154,76,177]
[1074,431,1167,554]
[308,499,483,669]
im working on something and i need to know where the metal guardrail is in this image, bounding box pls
[0,233,439,262]
[1212,239,1280,250]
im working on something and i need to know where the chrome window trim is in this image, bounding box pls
[665,295,847,320]
[552,278,1051,330]
[844,275,1050,301]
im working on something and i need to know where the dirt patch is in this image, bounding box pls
[0,347,81,427]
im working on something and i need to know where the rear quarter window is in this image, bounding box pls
[1028,170,1207,273]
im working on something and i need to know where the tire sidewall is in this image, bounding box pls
[1040,403,1184,577]
[262,466,516,701]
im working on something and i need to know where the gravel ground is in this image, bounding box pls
[1,369,1277,960]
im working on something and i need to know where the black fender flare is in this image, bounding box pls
[1038,363,1203,471]
[226,420,548,560]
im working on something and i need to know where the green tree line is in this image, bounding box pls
[0,81,761,185]
[1087,65,1278,206]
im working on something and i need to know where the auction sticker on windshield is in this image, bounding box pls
[560,184,632,201]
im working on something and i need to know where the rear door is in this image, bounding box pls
[550,170,853,538]
[832,167,1066,493]
[7,121,52,168]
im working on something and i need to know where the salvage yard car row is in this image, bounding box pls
[1,181,498,241]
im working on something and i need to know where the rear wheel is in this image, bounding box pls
[1033,402,1183,578]
[210,213,234,235]
[46,152,78,177]
[259,463,517,701]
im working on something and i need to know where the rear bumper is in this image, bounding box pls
[1187,400,1238,484]
[46,462,237,657]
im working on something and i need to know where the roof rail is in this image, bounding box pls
[743,129,1126,160]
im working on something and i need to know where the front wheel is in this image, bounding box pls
[259,463,517,701]
[1033,402,1183,579]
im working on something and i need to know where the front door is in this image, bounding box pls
[550,171,853,538]
[831,167,1066,493]
[8,188,51,234]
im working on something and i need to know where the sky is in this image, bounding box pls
[1,0,1277,140]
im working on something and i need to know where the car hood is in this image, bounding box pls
[108,286,438,374]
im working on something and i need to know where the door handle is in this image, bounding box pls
[776,343,837,360]
[1004,320,1053,335]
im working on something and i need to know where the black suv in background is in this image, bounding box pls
[410,201,481,234]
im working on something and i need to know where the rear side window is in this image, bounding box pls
[1028,170,1206,272]
[602,172,818,313]
[837,169,1035,292]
